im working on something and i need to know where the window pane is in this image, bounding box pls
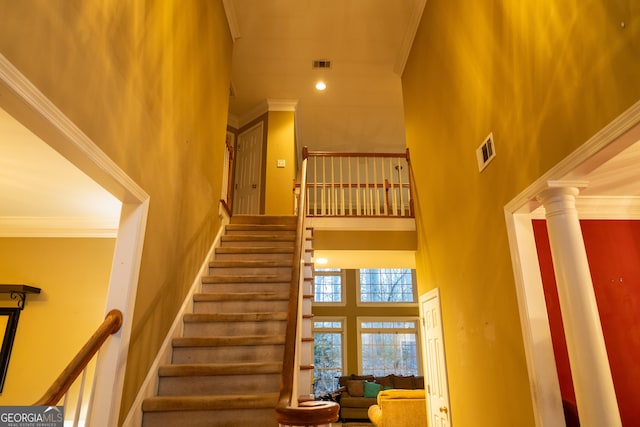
[313,332,342,396]
[360,332,418,376]
[314,271,342,303]
[314,321,341,329]
[359,269,415,303]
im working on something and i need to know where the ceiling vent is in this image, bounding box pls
[312,59,331,69]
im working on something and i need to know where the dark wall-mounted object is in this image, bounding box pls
[0,284,41,393]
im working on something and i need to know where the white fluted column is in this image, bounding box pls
[537,184,621,427]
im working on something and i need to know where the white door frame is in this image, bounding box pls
[420,288,451,427]
[504,100,640,425]
[0,54,149,427]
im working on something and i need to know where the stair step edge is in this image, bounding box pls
[173,335,285,347]
[142,393,279,412]
[158,362,282,377]
[184,312,288,322]
[193,292,289,302]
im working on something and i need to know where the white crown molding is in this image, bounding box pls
[0,216,118,238]
[267,98,298,112]
[239,99,269,125]
[236,98,299,128]
[227,113,240,129]
[394,0,427,76]
[221,0,241,41]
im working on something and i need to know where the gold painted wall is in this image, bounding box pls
[0,238,114,404]
[0,1,233,421]
[402,1,640,425]
[314,230,416,251]
[265,111,296,215]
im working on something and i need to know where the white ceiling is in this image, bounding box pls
[225,0,426,153]
[0,107,121,237]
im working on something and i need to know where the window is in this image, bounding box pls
[313,318,345,396]
[313,268,344,304]
[358,318,420,377]
[358,268,416,304]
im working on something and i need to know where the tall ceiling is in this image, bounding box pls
[225,0,427,153]
[2,1,640,238]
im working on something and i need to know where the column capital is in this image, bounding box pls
[546,180,589,189]
[536,181,589,219]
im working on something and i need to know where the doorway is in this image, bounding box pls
[504,101,640,425]
[0,55,149,426]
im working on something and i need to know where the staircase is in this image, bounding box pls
[142,215,311,427]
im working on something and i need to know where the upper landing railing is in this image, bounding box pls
[298,147,414,218]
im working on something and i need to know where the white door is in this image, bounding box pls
[233,122,263,214]
[420,289,452,427]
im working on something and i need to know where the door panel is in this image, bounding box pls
[421,289,451,427]
[233,123,263,214]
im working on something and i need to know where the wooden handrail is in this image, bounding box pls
[405,147,415,217]
[306,150,408,159]
[276,147,339,425]
[34,309,123,406]
[301,182,410,189]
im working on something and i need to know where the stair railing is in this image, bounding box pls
[276,147,339,426]
[303,149,414,217]
[34,309,123,425]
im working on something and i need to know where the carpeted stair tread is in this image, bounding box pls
[209,259,292,268]
[225,224,296,232]
[173,335,285,347]
[142,393,279,412]
[158,362,282,377]
[215,246,294,254]
[183,312,287,322]
[202,274,292,283]
[221,234,295,242]
[230,215,296,225]
[193,292,289,302]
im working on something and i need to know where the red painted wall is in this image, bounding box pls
[533,220,640,426]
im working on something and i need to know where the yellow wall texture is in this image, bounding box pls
[402,1,640,425]
[314,230,417,251]
[0,238,114,404]
[0,1,233,421]
[265,111,296,215]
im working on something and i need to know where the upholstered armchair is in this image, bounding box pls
[367,389,427,427]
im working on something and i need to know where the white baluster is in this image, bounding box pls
[339,157,345,216]
[356,159,361,215]
[397,158,405,216]
[321,157,326,215]
[373,157,379,215]
[365,160,370,215]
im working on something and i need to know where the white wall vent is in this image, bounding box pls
[476,132,496,172]
[312,59,331,69]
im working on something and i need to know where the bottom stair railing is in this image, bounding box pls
[276,150,339,426]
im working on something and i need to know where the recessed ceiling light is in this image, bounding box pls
[315,81,327,91]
